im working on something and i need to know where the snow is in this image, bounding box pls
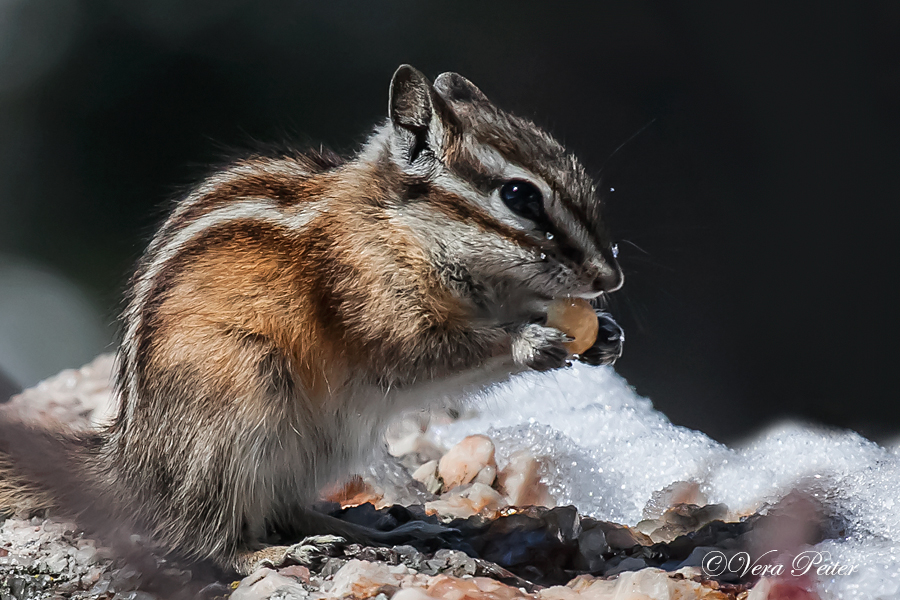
[430,363,900,599]
[6,355,899,598]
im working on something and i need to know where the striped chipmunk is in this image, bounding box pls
[0,65,624,575]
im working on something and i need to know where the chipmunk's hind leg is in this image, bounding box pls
[231,508,373,575]
[230,507,454,575]
[232,534,345,576]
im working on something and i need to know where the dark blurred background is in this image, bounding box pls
[0,1,897,443]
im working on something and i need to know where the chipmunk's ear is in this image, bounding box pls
[433,72,490,105]
[389,65,433,132]
[388,65,456,166]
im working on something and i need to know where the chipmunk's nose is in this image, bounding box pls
[590,260,624,293]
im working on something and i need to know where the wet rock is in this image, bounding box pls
[425,574,530,600]
[321,475,383,508]
[320,557,349,578]
[474,464,497,486]
[603,555,649,576]
[114,591,160,600]
[391,588,434,600]
[279,564,311,583]
[438,435,496,491]
[326,559,428,599]
[412,460,443,495]
[393,545,428,572]
[642,481,708,521]
[468,506,581,585]
[425,483,506,520]
[230,567,307,600]
[331,502,434,534]
[637,503,729,543]
[364,450,438,507]
[497,450,554,508]
[600,523,652,550]
[422,549,477,577]
[573,525,608,573]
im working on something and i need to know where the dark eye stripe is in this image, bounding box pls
[543,223,586,267]
[553,192,605,255]
[443,143,600,263]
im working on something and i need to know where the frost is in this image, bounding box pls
[430,363,900,599]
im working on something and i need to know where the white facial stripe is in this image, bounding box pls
[121,199,324,420]
[430,171,485,205]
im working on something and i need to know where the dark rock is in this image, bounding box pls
[319,557,348,578]
[393,545,427,571]
[574,525,608,572]
[7,577,26,600]
[319,496,838,587]
[604,556,649,575]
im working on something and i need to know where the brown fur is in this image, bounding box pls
[0,65,624,575]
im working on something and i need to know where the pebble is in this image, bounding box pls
[412,460,443,494]
[280,564,312,582]
[425,482,506,520]
[391,588,435,600]
[326,559,425,599]
[641,481,708,520]
[425,574,529,600]
[438,435,497,491]
[636,503,728,543]
[497,450,554,508]
[114,591,160,600]
[474,464,497,486]
[422,549,477,578]
[230,568,308,600]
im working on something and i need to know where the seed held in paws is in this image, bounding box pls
[546,297,599,355]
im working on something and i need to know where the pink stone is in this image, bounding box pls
[278,564,310,582]
[497,450,555,508]
[426,573,532,600]
[438,435,496,491]
[425,483,506,520]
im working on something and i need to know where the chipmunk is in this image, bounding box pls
[0,65,624,576]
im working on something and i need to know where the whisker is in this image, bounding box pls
[599,118,657,174]
[619,239,651,256]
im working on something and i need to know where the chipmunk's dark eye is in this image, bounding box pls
[499,180,545,223]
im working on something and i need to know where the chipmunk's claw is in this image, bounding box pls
[577,313,624,366]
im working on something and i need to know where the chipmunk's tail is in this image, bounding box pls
[0,415,222,596]
[0,415,105,519]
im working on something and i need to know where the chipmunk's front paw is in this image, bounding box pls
[512,323,571,372]
[576,313,624,366]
